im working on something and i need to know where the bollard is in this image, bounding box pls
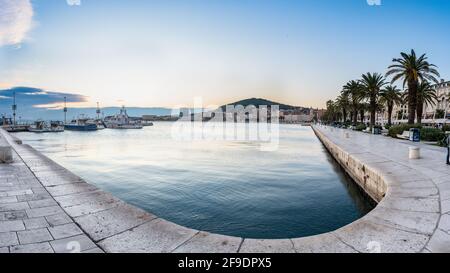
[0,146,13,163]
[409,146,420,160]
[345,132,350,138]
[0,135,13,163]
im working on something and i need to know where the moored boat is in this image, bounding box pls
[28,120,64,133]
[1,117,29,132]
[65,118,98,131]
[104,106,143,129]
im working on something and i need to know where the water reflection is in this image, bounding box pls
[15,123,374,239]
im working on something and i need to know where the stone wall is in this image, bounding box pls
[312,127,386,203]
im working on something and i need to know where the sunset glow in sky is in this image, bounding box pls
[1,0,450,108]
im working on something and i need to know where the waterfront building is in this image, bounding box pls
[381,79,450,125]
[280,107,318,123]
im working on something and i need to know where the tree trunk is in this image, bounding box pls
[352,106,358,125]
[416,97,423,124]
[387,103,393,126]
[408,80,418,124]
[343,109,347,122]
[360,109,364,123]
[370,109,376,129]
[370,96,376,129]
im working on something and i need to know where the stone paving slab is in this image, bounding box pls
[239,239,296,253]
[45,213,73,226]
[0,231,18,247]
[75,204,156,242]
[17,228,53,245]
[291,232,357,253]
[23,217,50,230]
[10,242,54,253]
[50,234,97,253]
[173,232,242,253]
[99,218,198,253]
[312,125,450,253]
[0,220,25,233]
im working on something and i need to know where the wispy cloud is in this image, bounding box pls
[0,0,34,46]
[0,87,89,108]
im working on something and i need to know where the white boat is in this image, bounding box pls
[141,120,154,127]
[86,119,106,130]
[104,106,143,129]
[96,123,106,130]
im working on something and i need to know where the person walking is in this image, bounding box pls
[447,133,450,165]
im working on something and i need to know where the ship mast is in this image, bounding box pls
[96,102,101,120]
[63,96,67,124]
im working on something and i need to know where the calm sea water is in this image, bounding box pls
[15,123,373,239]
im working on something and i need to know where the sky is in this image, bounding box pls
[1,0,450,110]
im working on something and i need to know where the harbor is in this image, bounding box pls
[1,125,449,252]
[1,95,152,133]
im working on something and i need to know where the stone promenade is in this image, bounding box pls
[1,126,450,253]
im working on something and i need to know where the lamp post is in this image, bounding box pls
[12,91,17,126]
[96,102,101,120]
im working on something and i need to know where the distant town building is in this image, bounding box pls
[280,107,321,123]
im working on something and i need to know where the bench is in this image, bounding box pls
[0,136,13,163]
[397,131,410,140]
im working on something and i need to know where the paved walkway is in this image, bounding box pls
[312,125,450,252]
[0,131,103,253]
[1,126,450,253]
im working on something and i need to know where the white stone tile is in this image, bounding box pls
[426,229,450,253]
[28,198,58,209]
[292,232,357,253]
[17,228,53,244]
[50,234,97,253]
[0,220,25,232]
[26,205,64,218]
[334,219,429,253]
[10,242,54,253]
[48,223,83,239]
[45,213,73,226]
[99,218,197,253]
[173,232,241,253]
[75,204,156,241]
[239,239,295,253]
[0,231,18,247]
[23,217,49,230]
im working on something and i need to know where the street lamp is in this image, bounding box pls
[12,91,17,126]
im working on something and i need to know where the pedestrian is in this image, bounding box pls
[447,133,450,165]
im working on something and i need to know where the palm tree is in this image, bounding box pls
[403,81,437,124]
[336,92,350,122]
[324,100,337,123]
[386,49,440,124]
[343,80,363,124]
[379,85,402,126]
[360,72,386,129]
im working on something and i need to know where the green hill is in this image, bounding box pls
[221,98,298,111]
